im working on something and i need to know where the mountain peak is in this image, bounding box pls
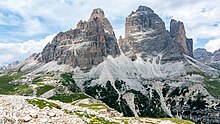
[87,8,115,35]
[170,19,194,57]
[89,8,105,21]
[170,19,185,38]
[39,8,120,70]
[125,6,165,36]
[136,5,154,13]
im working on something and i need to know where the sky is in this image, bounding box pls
[0,0,220,65]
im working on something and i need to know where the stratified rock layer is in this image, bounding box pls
[120,6,191,63]
[39,8,120,70]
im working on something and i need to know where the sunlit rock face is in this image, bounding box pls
[39,8,120,70]
[120,6,188,63]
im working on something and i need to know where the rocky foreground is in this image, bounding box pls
[0,95,193,124]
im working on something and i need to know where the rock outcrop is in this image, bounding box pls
[120,6,188,63]
[170,19,193,57]
[213,49,220,62]
[39,8,120,70]
[125,6,165,36]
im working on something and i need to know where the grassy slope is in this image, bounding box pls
[0,74,33,95]
[36,85,55,96]
[49,93,89,103]
[27,99,61,109]
[204,77,220,98]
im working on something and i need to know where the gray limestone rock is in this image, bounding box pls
[39,8,120,71]
[121,6,185,63]
[170,19,194,57]
[125,6,165,37]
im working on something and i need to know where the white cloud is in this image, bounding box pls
[1,0,219,42]
[0,0,220,64]
[157,0,220,45]
[0,34,56,65]
[0,54,15,65]
[204,38,220,53]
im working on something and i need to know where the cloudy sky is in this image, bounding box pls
[0,0,220,65]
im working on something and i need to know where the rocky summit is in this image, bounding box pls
[1,5,220,124]
[120,6,193,63]
[39,8,120,71]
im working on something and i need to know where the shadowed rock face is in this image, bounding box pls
[170,19,194,57]
[121,6,187,63]
[39,8,120,70]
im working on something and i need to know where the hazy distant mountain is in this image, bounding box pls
[0,60,19,72]
[194,48,220,70]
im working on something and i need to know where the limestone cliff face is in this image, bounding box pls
[120,6,185,63]
[39,8,120,70]
[170,19,194,57]
[39,6,194,70]
[125,6,166,36]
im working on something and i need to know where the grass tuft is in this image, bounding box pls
[161,118,194,124]
[78,103,108,110]
[26,99,61,109]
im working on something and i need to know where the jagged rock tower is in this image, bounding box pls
[39,8,120,70]
[120,6,194,63]
[170,19,193,57]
